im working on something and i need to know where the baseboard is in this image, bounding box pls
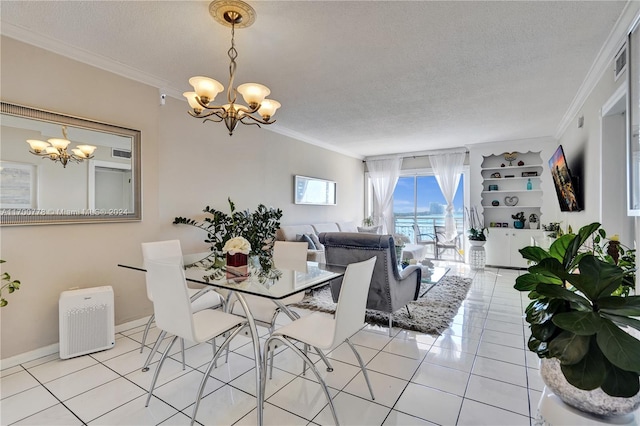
[0,316,151,370]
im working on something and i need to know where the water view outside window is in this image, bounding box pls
[393,175,464,242]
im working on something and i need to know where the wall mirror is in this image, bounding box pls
[0,102,142,225]
[294,175,336,205]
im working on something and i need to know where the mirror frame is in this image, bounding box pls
[1,102,142,225]
[294,175,337,205]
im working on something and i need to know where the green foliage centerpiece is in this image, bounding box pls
[174,198,283,279]
[515,222,640,400]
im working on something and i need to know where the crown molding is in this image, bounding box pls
[267,124,363,160]
[555,2,640,139]
[1,22,172,90]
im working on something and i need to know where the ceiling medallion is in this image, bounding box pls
[183,0,280,136]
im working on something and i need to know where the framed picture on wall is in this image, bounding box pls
[294,175,337,205]
[0,161,37,209]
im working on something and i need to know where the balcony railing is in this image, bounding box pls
[394,215,464,243]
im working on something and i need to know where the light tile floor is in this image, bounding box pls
[2,264,552,425]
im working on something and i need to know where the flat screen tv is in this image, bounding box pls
[549,145,581,212]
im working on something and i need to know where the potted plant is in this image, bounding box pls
[515,222,640,417]
[174,198,283,273]
[542,222,563,238]
[465,207,487,245]
[511,211,526,229]
[528,213,539,229]
[362,216,374,227]
[0,260,21,307]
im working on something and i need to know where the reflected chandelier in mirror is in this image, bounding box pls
[0,102,142,225]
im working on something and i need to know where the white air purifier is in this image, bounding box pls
[59,286,115,359]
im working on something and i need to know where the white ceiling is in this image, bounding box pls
[0,1,630,158]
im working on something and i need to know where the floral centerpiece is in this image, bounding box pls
[223,236,251,267]
[392,233,409,262]
[174,198,283,280]
[465,207,487,241]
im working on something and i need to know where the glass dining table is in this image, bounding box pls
[118,258,345,425]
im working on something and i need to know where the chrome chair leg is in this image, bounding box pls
[191,325,246,426]
[346,338,375,400]
[139,314,155,353]
[315,346,334,372]
[145,335,178,407]
[263,335,339,426]
[180,338,185,370]
[142,329,166,372]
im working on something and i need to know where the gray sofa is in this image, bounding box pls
[275,221,381,263]
[318,232,422,336]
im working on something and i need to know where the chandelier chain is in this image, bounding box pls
[227,22,238,105]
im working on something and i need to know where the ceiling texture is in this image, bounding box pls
[0,1,630,158]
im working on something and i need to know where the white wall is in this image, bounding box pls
[0,36,364,359]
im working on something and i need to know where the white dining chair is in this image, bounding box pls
[143,257,248,426]
[261,256,377,426]
[140,240,224,371]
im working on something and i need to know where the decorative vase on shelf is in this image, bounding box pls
[526,178,532,190]
[529,222,539,229]
[514,221,525,229]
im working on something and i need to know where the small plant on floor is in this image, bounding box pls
[515,222,640,397]
[465,207,487,241]
[0,260,21,307]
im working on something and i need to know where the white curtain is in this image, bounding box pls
[429,151,465,241]
[366,156,402,234]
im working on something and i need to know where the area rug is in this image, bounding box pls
[291,276,472,335]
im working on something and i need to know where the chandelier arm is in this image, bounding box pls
[203,116,224,124]
[240,113,275,125]
[188,108,224,119]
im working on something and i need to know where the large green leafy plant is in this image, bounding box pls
[515,222,640,397]
[174,198,283,271]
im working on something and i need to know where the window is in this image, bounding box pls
[393,174,464,241]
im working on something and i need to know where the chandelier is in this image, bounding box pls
[26,126,96,168]
[183,0,280,136]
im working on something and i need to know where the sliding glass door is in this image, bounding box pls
[393,174,464,242]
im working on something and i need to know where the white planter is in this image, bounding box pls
[540,358,640,417]
[529,222,539,229]
[468,240,486,247]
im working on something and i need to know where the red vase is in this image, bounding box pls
[226,253,248,267]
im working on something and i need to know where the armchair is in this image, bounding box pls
[318,232,422,336]
[434,225,464,261]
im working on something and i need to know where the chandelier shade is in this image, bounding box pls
[26,126,96,168]
[184,0,280,136]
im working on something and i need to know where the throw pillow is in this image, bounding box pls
[308,233,324,251]
[357,225,382,234]
[296,233,316,250]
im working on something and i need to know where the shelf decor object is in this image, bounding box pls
[504,152,518,166]
[504,196,519,206]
